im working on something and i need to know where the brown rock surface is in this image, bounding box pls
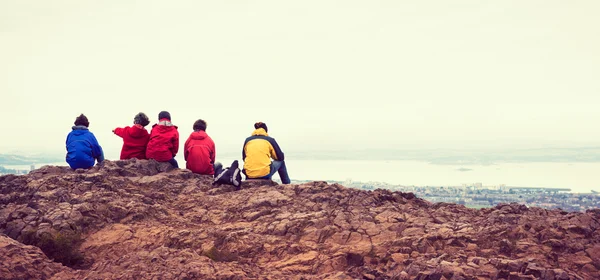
[0,159,599,279]
[0,233,75,279]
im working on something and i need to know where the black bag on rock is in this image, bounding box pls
[213,160,242,189]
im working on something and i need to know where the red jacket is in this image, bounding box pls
[146,121,179,162]
[113,124,150,160]
[184,130,216,175]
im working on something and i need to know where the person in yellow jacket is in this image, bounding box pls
[242,122,291,184]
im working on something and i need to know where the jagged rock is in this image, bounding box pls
[0,159,599,279]
[242,179,279,189]
[0,233,76,279]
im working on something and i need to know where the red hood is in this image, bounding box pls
[129,125,149,139]
[152,124,178,133]
[189,130,208,140]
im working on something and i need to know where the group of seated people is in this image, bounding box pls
[65,111,290,184]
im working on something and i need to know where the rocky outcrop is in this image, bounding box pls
[1,159,599,279]
[0,234,74,279]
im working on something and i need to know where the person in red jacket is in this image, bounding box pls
[146,111,179,167]
[112,112,150,160]
[184,119,222,175]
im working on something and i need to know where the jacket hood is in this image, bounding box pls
[129,125,149,138]
[157,120,174,126]
[251,128,268,136]
[71,126,89,135]
[190,130,208,140]
[72,125,88,130]
[153,124,178,133]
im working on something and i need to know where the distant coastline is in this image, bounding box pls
[2,149,600,193]
[0,154,63,166]
[5,146,600,166]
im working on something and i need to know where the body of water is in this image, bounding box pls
[231,159,600,193]
[5,159,599,193]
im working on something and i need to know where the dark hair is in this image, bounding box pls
[193,119,207,131]
[158,111,171,121]
[134,112,150,127]
[254,122,268,133]
[74,114,89,127]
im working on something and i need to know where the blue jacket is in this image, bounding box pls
[66,126,105,169]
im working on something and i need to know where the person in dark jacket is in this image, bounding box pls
[242,122,290,184]
[113,112,150,160]
[66,114,105,169]
[146,111,179,167]
[184,119,222,175]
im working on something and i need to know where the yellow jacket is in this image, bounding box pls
[242,128,285,178]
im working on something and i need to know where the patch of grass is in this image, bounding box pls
[21,230,85,268]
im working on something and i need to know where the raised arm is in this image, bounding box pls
[113,127,127,138]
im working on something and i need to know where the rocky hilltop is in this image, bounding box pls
[1,160,599,280]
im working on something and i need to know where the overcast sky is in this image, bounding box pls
[1,1,599,160]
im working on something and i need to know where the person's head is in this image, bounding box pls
[254,121,268,133]
[134,112,150,127]
[74,114,89,127]
[193,119,207,131]
[158,111,171,121]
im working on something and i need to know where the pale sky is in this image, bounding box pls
[1,1,599,160]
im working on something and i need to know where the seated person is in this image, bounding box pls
[66,114,104,169]
[242,122,290,184]
[146,111,179,167]
[112,112,150,160]
[184,119,222,175]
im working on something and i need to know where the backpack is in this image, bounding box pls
[213,160,242,189]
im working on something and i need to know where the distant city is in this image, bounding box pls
[291,179,600,212]
[0,165,35,175]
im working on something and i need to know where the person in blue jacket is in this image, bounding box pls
[66,114,105,169]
